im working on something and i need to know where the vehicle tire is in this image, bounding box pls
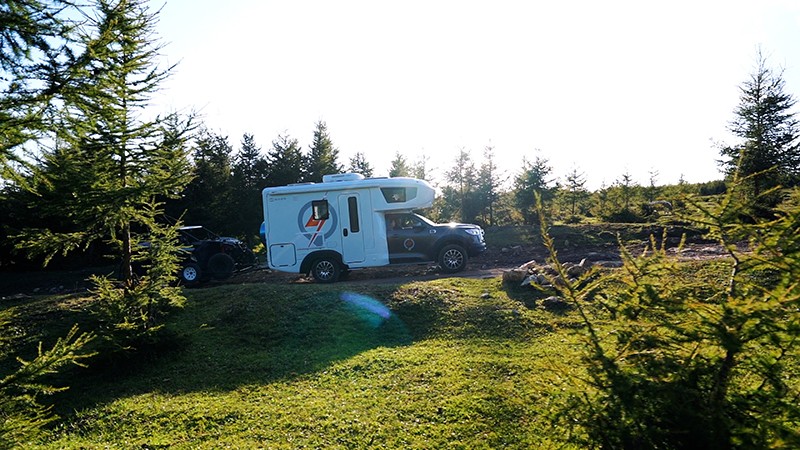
[438,244,468,273]
[311,257,341,283]
[180,263,203,286]
[208,253,235,280]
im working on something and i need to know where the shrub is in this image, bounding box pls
[91,222,185,351]
[538,186,800,448]
[0,314,94,448]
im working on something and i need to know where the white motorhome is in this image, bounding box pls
[261,173,486,282]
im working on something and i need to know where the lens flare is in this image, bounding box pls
[340,292,392,327]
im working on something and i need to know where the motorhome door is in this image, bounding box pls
[338,194,365,264]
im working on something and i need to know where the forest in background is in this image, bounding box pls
[0,116,731,270]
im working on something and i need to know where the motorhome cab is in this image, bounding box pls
[261,173,486,282]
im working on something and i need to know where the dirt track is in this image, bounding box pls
[222,240,734,288]
[0,240,735,297]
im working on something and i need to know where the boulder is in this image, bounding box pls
[540,296,573,312]
[502,269,529,284]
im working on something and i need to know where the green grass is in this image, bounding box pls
[8,257,769,448]
[2,278,588,449]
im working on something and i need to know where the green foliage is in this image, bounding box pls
[13,0,195,282]
[90,219,186,348]
[0,0,78,164]
[538,186,800,448]
[474,146,504,226]
[698,179,728,196]
[411,154,430,181]
[513,154,554,225]
[303,120,342,182]
[347,151,373,177]
[264,132,304,187]
[556,167,590,222]
[0,311,93,449]
[440,148,481,223]
[177,128,235,234]
[388,151,411,177]
[7,0,192,364]
[719,50,800,211]
[230,134,269,244]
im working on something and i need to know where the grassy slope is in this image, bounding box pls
[20,279,587,449]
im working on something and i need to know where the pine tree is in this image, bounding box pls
[719,50,800,209]
[16,0,195,339]
[388,151,410,177]
[645,168,660,202]
[513,154,554,225]
[476,146,503,226]
[412,154,430,180]
[348,151,373,177]
[231,133,268,242]
[616,170,636,211]
[444,148,479,223]
[303,120,342,182]
[234,133,267,190]
[1,0,77,174]
[180,128,234,233]
[266,133,304,187]
[0,314,94,447]
[561,167,588,218]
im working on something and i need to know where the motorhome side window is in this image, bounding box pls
[312,200,329,220]
[381,187,418,203]
[347,196,360,233]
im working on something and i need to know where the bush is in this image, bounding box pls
[91,222,185,351]
[537,186,800,448]
[603,208,647,223]
[0,314,94,447]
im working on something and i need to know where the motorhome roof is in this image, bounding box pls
[263,175,432,196]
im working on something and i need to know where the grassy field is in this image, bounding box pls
[8,277,595,449]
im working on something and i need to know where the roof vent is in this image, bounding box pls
[322,173,365,183]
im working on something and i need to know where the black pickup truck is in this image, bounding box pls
[385,213,486,273]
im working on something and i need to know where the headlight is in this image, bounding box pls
[465,228,482,236]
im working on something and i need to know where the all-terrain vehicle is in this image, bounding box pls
[176,226,258,286]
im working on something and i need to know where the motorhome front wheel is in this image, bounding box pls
[311,257,341,283]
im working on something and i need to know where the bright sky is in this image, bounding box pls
[151,0,800,190]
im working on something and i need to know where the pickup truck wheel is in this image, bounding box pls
[311,257,340,283]
[180,263,203,286]
[438,244,468,273]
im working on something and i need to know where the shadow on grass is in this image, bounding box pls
[52,284,417,414]
[48,278,569,417]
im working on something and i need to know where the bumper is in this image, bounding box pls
[467,241,487,257]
